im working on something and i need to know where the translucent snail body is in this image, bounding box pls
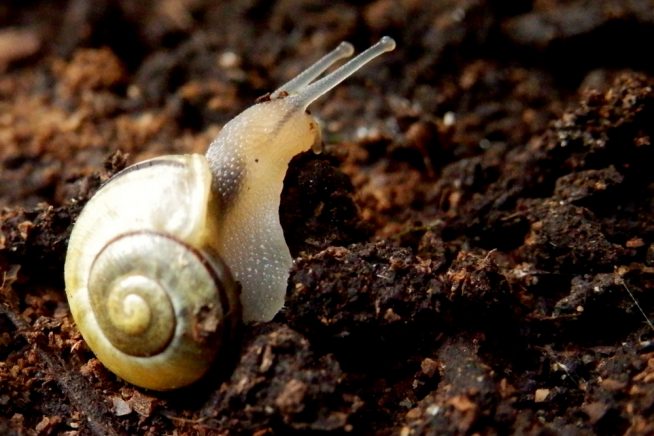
[64,37,396,390]
[207,36,396,322]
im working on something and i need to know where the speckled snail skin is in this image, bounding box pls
[64,36,396,390]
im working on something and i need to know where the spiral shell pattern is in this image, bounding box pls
[64,155,240,390]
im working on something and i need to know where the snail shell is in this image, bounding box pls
[64,37,396,390]
[64,155,240,390]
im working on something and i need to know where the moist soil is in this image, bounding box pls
[2,1,654,435]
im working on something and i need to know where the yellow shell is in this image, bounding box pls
[64,155,240,390]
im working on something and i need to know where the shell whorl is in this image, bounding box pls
[64,155,240,390]
[90,232,193,358]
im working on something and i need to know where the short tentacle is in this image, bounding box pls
[271,41,354,99]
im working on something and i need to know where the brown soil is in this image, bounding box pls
[2,1,654,434]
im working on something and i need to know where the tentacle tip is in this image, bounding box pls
[379,36,396,52]
[337,41,355,57]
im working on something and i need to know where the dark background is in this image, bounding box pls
[1,1,654,434]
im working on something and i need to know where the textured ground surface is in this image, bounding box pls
[1,1,654,434]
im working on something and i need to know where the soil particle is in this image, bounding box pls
[401,337,499,435]
[285,241,446,363]
[202,324,359,433]
[519,200,621,273]
[281,153,371,257]
[0,27,41,71]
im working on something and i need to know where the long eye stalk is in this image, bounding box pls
[296,36,396,109]
[271,36,396,108]
[271,41,354,99]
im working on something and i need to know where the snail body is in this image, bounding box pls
[64,37,396,390]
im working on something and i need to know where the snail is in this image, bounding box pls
[64,36,396,390]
